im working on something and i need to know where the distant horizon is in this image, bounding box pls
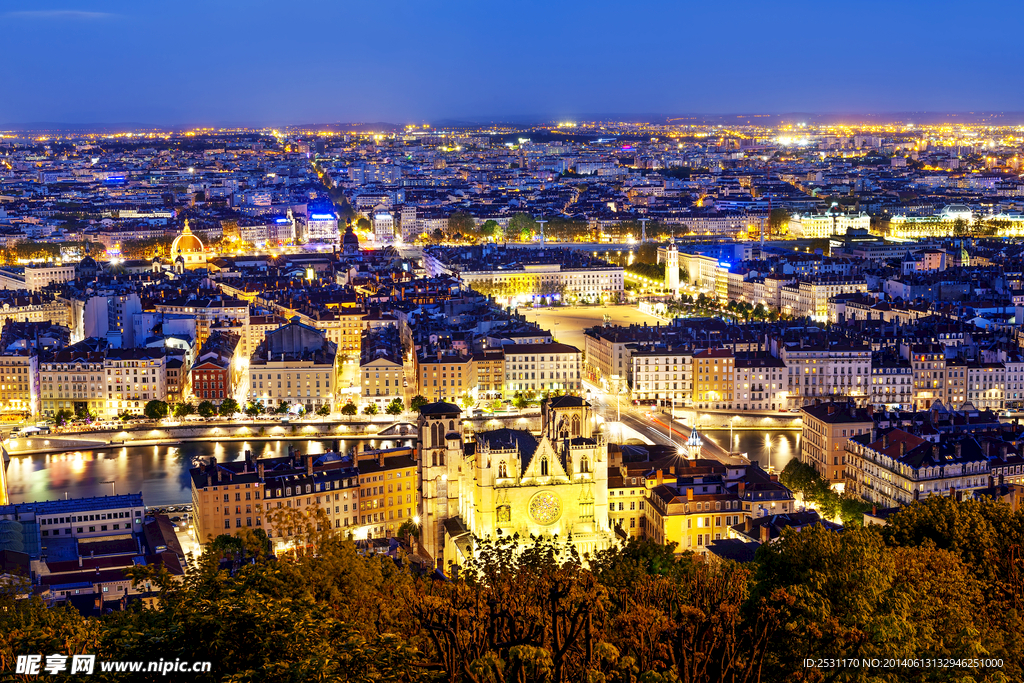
[5,110,1024,134]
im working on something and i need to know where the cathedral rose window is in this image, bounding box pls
[529,491,562,525]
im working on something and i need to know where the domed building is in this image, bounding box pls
[171,219,207,272]
[76,254,98,280]
[342,224,360,256]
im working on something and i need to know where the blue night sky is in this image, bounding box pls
[3,0,1023,126]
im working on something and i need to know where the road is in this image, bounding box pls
[584,381,748,464]
[520,304,667,350]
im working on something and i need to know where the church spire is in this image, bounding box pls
[686,426,702,460]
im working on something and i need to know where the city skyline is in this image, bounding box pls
[4,0,1024,126]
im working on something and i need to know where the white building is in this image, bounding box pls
[373,211,395,243]
[305,212,340,243]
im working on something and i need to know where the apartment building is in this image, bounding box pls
[191,331,242,404]
[734,353,786,412]
[904,343,949,410]
[190,451,359,548]
[965,361,1005,412]
[644,461,794,553]
[354,447,417,539]
[631,348,693,406]
[40,344,106,418]
[796,278,868,322]
[800,401,873,484]
[781,341,872,409]
[471,349,505,400]
[360,326,405,408]
[104,348,168,416]
[869,354,914,410]
[503,342,581,396]
[247,321,338,413]
[416,351,472,403]
[845,429,992,507]
[693,348,734,410]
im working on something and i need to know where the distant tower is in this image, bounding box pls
[686,425,703,460]
[665,243,680,297]
[536,219,547,246]
[639,218,649,243]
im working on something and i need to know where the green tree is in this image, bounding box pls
[385,398,404,415]
[479,219,501,240]
[768,207,790,234]
[355,216,371,231]
[410,395,429,411]
[507,213,538,241]
[197,400,217,418]
[245,401,263,417]
[275,401,291,415]
[143,400,169,420]
[397,519,420,541]
[315,404,331,417]
[363,403,379,416]
[53,409,73,426]
[218,398,239,417]
[341,402,358,416]
[173,402,195,418]
[447,211,476,238]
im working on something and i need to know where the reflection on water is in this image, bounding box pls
[701,429,801,472]
[5,437,414,506]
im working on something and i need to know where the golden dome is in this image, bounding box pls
[172,220,205,256]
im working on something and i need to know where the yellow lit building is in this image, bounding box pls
[693,348,734,410]
[471,349,506,400]
[354,448,418,539]
[644,429,796,553]
[417,351,472,403]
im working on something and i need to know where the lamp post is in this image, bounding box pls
[730,415,737,453]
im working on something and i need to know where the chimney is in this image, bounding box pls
[738,481,745,494]
[882,433,889,449]
[744,517,752,533]
[306,454,314,476]
[827,403,835,415]
[932,444,939,459]
[257,460,265,479]
[955,443,962,458]
[871,505,877,516]
[899,441,906,457]
[759,523,770,544]
[216,467,222,483]
[656,469,663,486]
[1000,444,1008,461]
[686,488,693,500]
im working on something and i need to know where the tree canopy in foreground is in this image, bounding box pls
[0,497,1020,682]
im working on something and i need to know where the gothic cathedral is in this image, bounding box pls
[417,396,614,569]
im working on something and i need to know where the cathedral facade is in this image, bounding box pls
[417,396,614,569]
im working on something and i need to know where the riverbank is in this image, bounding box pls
[4,412,547,456]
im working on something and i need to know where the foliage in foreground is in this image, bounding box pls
[0,498,1021,682]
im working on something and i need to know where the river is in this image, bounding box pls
[4,438,415,507]
[701,429,800,473]
[4,429,800,507]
